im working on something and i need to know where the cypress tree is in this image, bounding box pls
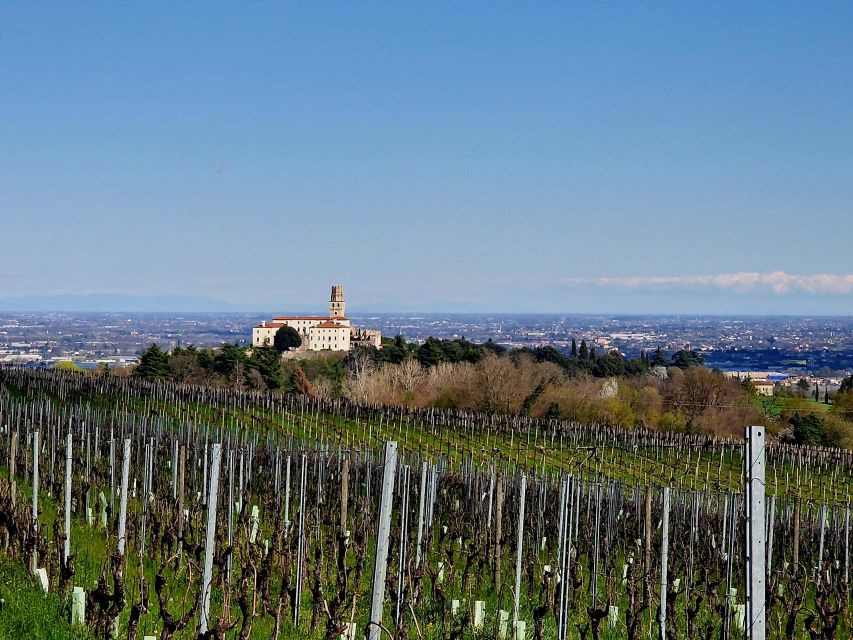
[571,339,578,358]
[290,365,315,396]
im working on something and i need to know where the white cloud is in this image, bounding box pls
[561,272,853,295]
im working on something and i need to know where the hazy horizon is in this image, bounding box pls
[2,291,853,317]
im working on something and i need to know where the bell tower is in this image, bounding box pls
[329,285,346,318]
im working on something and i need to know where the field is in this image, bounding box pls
[755,395,831,419]
[0,367,851,639]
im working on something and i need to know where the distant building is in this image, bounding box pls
[753,380,775,396]
[252,285,381,352]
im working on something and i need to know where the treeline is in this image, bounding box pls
[521,343,704,377]
[376,335,704,378]
[129,336,704,389]
[106,337,853,446]
[129,343,337,394]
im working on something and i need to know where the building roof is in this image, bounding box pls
[315,321,347,329]
[254,322,284,329]
[273,315,348,321]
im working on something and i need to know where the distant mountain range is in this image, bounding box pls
[0,294,257,313]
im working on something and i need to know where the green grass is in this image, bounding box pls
[756,395,830,417]
[0,556,95,640]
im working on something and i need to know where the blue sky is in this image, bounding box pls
[2,3,853,313]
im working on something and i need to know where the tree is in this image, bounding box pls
[833,389,853,420]
[214,343,246,380]
[417,338,445,368]
[666,367,742,433]
[134,344,170,379]
[483,338,506,356]
[247,345,283,389]
[345,346,375,380]
[579,340,589,361]
[377,335,409,365]
[670,349,704,370]
[652,347,668,367]
[289,365,314,396]
[592,350,625,377]
[169,345,204,383]
[790,413,825,446]
[273,326,302,353]
[571,339,578,358]
[522,380,548,416]
[54,360,84,373]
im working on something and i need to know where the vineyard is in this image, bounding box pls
[0,366,851,639]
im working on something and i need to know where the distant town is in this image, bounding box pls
[2,311,853,390]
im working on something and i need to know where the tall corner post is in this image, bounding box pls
[745,425,766,640]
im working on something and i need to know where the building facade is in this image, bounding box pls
[252,286,381,352]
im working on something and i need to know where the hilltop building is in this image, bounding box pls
[252,285,381,352]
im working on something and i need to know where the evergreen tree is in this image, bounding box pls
[377,334,411,364]
[134,343,170,379]
[247,345,282,389]
[214,342,247,379]
[483,338,506,355]
[790,413,825,446]
[814,383,820,402]
[522,381,547,416]
[290,365,314,396]
[571,339,578,358]
[579,340,589,361]
[670,349,704,370]
[417,338,445,367]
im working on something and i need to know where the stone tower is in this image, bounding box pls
[329,285,346,318]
